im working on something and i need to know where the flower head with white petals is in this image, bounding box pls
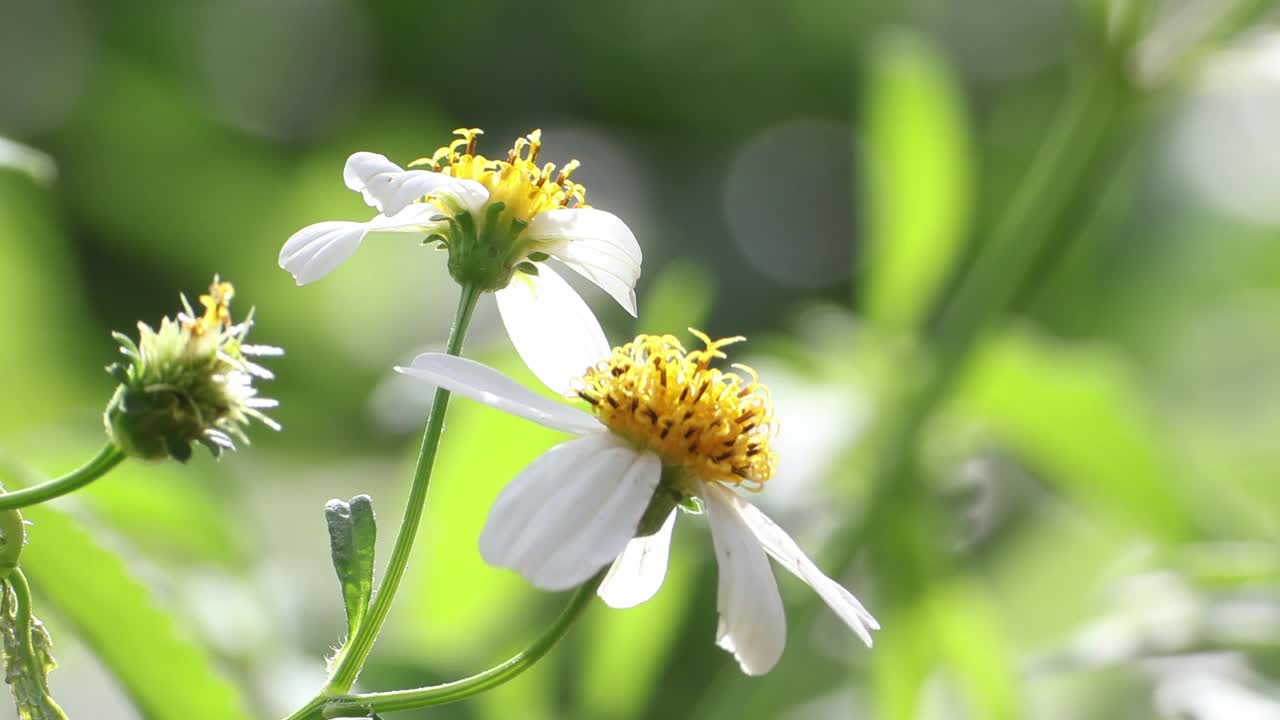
[395,329,878,676]
[280,129,642,393]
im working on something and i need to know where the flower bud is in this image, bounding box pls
[103,277,281,462]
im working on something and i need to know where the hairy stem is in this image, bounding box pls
[321,571,605,718]
[322,283,482,694]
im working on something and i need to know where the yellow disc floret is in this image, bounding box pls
[185,277,235,337]
[410,128,588,224]
[577,330,778,492]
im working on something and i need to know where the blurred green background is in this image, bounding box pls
[3,0,1280,718]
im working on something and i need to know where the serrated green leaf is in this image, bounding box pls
[862,31,972,333]
[953,328,1192,540]
[0,456,251,720]
[326,495,376,638]
[1,574,66,720]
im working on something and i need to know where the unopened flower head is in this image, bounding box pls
[105,277,282,462]
[577,331,778,492]
[396,328,878,676]
[280,127,642,394]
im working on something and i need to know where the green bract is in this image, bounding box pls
[103,279,281,462]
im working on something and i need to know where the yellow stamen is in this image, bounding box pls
[577,330,778,492]
[187,277,236,336]
[409,128,589,223]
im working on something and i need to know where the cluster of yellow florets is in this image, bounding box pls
[184,278,235,337]
[411,128,587,224]
[577,330,778,491]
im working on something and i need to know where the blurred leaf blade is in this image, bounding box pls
[862,31,973,333]
[0,138,55,186]
[81,462,249,569]
[872,581,1020,720]
[953,328,1192,540]
[0,456,251,720]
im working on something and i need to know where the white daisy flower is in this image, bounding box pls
[280,128,642,393]
[394,329,878,675]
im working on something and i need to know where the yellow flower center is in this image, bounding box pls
[185,277,235,337]
[577,330,778,492]
[411,128,588,224]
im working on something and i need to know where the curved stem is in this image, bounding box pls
[8,569,37,663]
[4,569,69,719]
[321,571,605,718]
[323,283,482,694]
[0,444,125,511]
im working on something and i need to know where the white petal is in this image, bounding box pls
[597,509,676,609]
[278,205,445,286]
[395,353,601,436]
[527,208,642,316]
[367,202,452,231]
[343,151,402,197]
[434,178,490,217]
[278,221,367,286]
[479,436,661,591]
[702,483,786,675]
[727,488,879,646]
[342,151,489,216]
[495,265,611,396]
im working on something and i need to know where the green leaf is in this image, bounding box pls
[872,580,1020,720]
[0,456,251,720]
[0,178,93,436]
[325,495,376,638]
[862,31,972,333]
[79,462,249,569]
[952,328,1192,540]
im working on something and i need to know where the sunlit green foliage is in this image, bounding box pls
[2,0,1280,718]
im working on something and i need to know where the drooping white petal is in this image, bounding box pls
[702,483,786,675]
[598,509,677,609]
[723,486,879,647]
[343,151,402,198]
[278,221,367,286]
[479,435,661,591]
[342,151,489,216]
[278,204,446,285]
[526,208,642,316]
[495,265,611,396]
[395,353,601,436]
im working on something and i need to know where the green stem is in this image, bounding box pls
[0,444,125,511]
[322,283,482,695]
[8,570,40,675]
[320,571,605,718]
